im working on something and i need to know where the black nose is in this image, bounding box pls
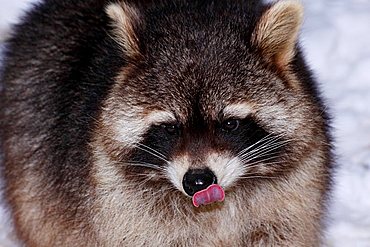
[182,168,217,196]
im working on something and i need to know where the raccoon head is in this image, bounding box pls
[93,0,322,208]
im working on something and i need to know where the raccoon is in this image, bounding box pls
[0,0,333,246]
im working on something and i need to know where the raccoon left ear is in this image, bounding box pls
[106,2,142,59]
[251,0,303,69]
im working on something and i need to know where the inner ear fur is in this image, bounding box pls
[252,0,303,69]
[106,2,142,59]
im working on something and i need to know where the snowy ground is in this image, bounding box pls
[1,0,370,246]
[302,1,370,246]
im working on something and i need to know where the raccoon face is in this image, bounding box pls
[94,0,318,205]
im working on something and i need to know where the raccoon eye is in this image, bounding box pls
[221,119,240,132]
[161,123,180,135]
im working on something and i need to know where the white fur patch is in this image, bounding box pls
[109,106,147,147]
[166,155,190,194]
[146,111,176,125]
[92,145,123,187]
[207,153,245,188]
[223,103,254,119]
[255,101,304,137]
[103,104,176,148]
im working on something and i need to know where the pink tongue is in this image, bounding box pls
[192,184,225,207]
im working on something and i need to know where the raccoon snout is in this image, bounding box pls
[182,168,217,196]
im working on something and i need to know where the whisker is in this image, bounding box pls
[223,135,293,182]
[239,154,283,169]
[239,136,289,158]
[235,134,275,157]
[226,134,276,170]
[123,173,165,180]
[131,144,171,164]
[225,136,289,171]
[236,137,280,167]
[238,138,292,162]
[124,161,166,172]
[238,175,279,180]
[224,154,283,177]
[136,142,167,159]
[239,149,283,165]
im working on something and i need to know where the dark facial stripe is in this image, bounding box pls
[127,113,282,170]
[216,116,281,163]
[128,124,181,166]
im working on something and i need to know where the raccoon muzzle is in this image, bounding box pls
[182,168,225,207]
[182,168,217,196]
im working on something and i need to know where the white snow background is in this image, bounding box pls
[1,0,370,246]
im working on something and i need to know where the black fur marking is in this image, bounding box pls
[216,116,277,162]
[129,109,279,169]
[1,0,125,203]
[129,124,182,166]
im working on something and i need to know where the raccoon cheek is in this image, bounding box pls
[166,159,190,193]
[207,154,245,188]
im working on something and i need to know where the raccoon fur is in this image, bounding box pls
[0,0,333,246]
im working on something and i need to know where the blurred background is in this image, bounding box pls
[1,0,370,246]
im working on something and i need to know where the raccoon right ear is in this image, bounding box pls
[106,2,142,59]
[251,0,303,69]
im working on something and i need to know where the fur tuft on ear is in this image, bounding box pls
[106,2,142,59]
[252,0,303,68]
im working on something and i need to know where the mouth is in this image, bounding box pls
[192,184,225,207]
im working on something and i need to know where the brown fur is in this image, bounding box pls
[1,0,332,246]
[89,72,330,246]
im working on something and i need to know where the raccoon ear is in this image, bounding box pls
[251,0,303,69]
[106,2,142,59]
